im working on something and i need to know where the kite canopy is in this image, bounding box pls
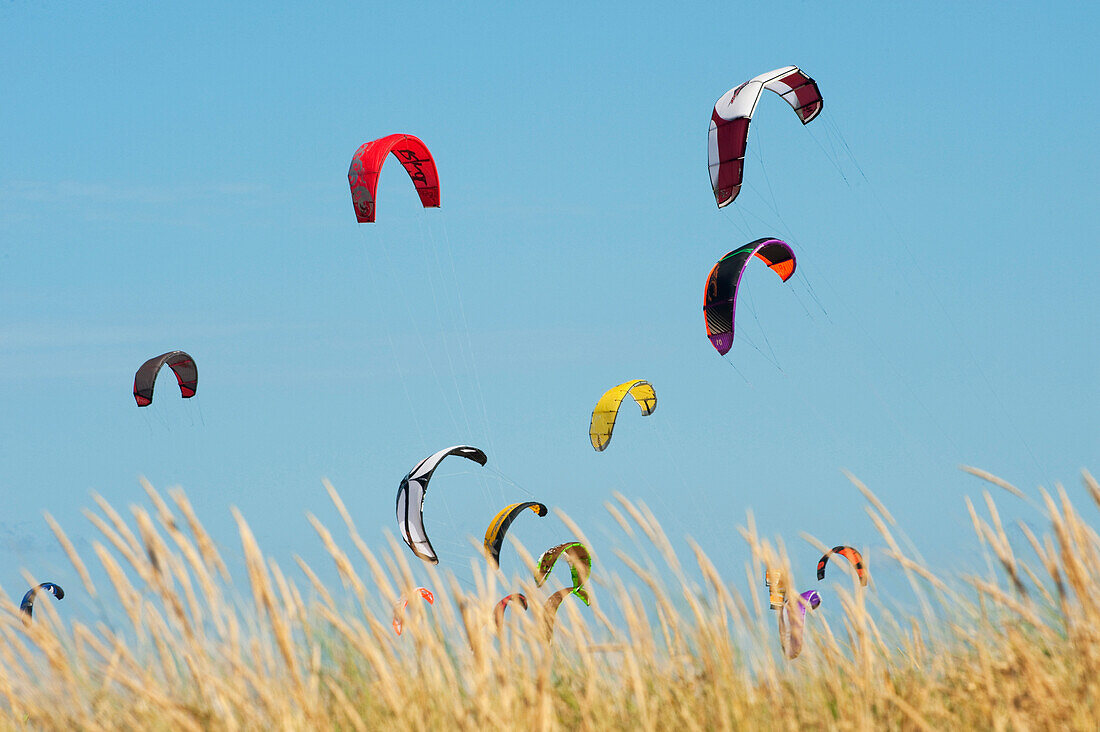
[396,445,488,564]
[535,542,592,640]
[703,238,795,355]
[133,351,197,407]
[817,546,868,586]
[765,568,787,610]
[484,502,548,568]
[542,587,579,641]
[348,134,440,223]
[709,66,822,208]
[589,380,657,451]
[392,587,434,635]
[493,593,529,630]
[778,590,822,660]
[20,582,64,619]
[535,542,592,606]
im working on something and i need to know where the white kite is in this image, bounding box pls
[396,445,487,563]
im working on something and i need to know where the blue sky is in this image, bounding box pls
[1,1,1097,620]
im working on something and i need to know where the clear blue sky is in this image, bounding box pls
[1,2,1097,619]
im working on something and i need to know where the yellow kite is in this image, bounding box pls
[589,380,657,451]
[484,502,548,567]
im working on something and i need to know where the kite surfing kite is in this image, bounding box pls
[589,380,657,451]
[817,546,868,586]
[709,66,822,208]
[349,134,440,223]
[20,582,64,619]
[535,542,592,606]
[133,351,197,407]
[542,588,580,640]
[537,542,593,639]
[765,569,787,610]
[396,445,488,564]
[704,238,795,355]
[778,590,821,659]
[493,593,528,630]
[484,502,548,568]
[392,587,434,635]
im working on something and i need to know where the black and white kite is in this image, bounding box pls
[396,445,488,563]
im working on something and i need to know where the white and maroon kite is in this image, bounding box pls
[708,66,823,208]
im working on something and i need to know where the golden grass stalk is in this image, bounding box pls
[1,468,1099,729]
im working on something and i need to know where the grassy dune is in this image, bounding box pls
[3,469,1100,730]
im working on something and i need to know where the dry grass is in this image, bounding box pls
[2,469,1100,730]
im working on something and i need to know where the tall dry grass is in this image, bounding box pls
[2,470,1100,730]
